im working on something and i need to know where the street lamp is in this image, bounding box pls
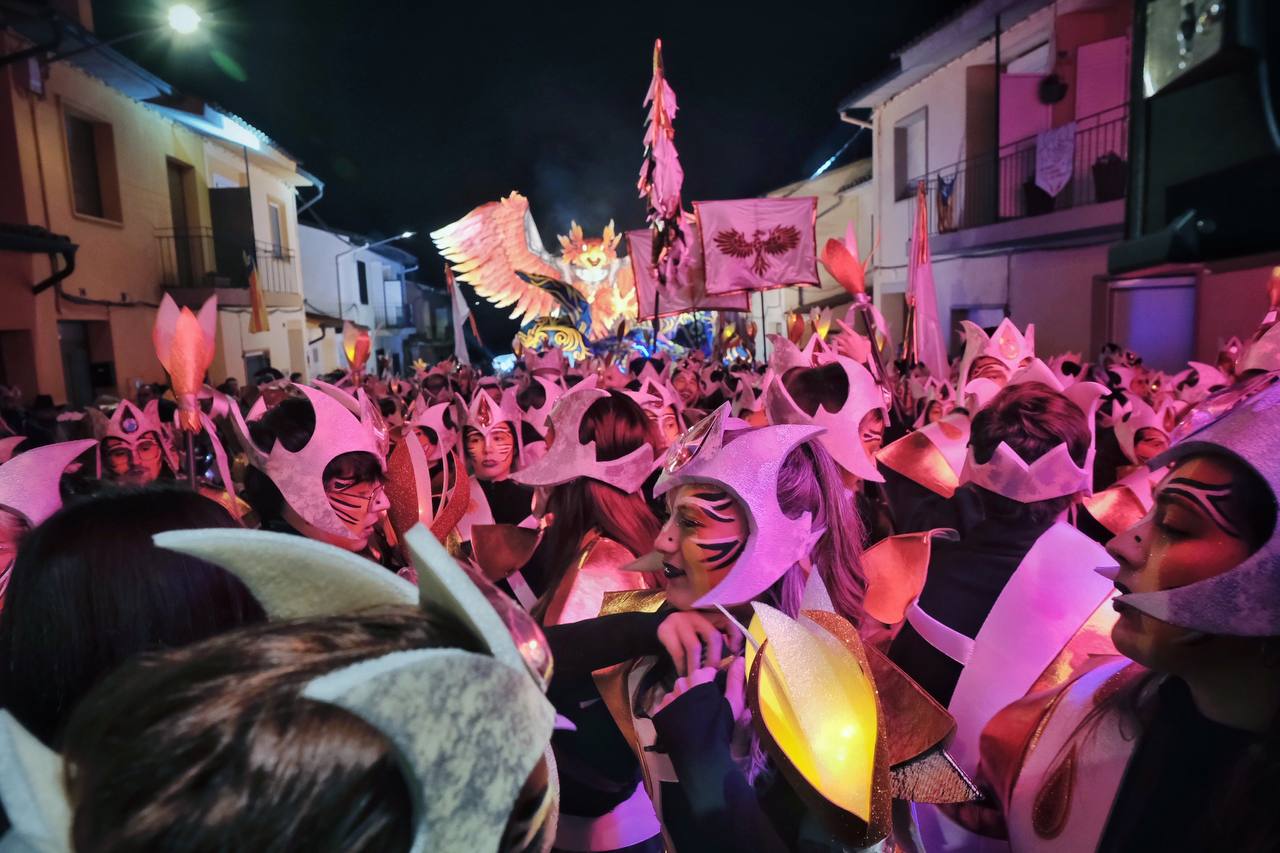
[6,4,207,68]
[167,5,203,35]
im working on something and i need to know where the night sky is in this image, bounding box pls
[93,0,970,342]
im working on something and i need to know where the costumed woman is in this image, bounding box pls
[596,406,976,852]
[235,383,392,561]
[461,387,535,534]
[972,372,1280,852]
[507,385,666,853]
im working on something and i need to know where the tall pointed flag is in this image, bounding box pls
[445,264,472,366]
[907,182,948,382]
[244,250,269,334]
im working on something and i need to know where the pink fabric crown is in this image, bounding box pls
[764,352,886,483]
[0,439,97,526]
[230,383,384,539]
[957,318,1035,389]
[511,387,655,493]
[654,404,822,607]
[518,376,564,437]
[406,396,459,462]
[103,400,177,473]
[958,359,1105,502]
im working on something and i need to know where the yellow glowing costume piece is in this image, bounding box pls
[747,603,879,822]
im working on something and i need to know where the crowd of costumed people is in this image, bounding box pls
[1,268,1280,853]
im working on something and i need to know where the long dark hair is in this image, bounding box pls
[0,486,266,746]
[534,392,661,622]
[62,607,490,853]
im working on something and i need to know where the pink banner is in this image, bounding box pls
[627,224,749,320]
[695,197,820,295]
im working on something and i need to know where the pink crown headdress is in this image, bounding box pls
[625,376,684,418]
[523,347,567,379]
[517,376,564,437]
[764,352,886,483]
[512,387,656,493]
[230,383,384,539]
[654,405,822,607]
[1173,361,1230,405]
[1113,397,1171,465]
[0,439,98,527]
[405,396,459,462]
[959,359,1106,502]
[1047,351,1085,388]
[732,371,773,418]
[103,400,177,473]
[957,318,1035,389]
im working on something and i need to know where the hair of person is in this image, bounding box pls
[771,437,866,626]
[532,392,661,623]
[782,363,849,415]
[0,486,266,746]
[243,397,383,524]
[968,381,1092,524]
[515,379,547,412]
[61,607,505,853]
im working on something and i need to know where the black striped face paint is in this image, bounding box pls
[324,477,386,540]
[657,485,749,607]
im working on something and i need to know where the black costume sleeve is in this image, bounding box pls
[543,609,669,685]
[652,683,791,853]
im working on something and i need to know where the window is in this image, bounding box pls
[894,108,928,200]
[357,260,369,305]
[267,201,285,258]
[63,112,122,221]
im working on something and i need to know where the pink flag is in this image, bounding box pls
[908,182,949,381]
[627,223,749,320]
[695,198,820,295]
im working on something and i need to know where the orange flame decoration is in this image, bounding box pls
[786,312,806,344]
[153,294,217,433]
[343,321,372,374]
[820,222,879,298]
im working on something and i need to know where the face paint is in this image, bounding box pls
[858,409,885,459]
[645,404,682,450]
[323,474,389,546]
[465,423,515,482]
[655,484,749,610]
[1107,457,1253,671]
[103,433,164,485]
[969,356,1011,385]
[1133,427,1170,464]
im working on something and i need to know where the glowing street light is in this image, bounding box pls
[167,5,203,35]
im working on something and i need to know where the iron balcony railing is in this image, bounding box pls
[156,227,298,293]
[907,105,1128,237]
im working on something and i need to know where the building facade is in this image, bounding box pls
[0,9,318,405]
[297,224,419,376]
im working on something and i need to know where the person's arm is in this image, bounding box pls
[651,671,790,853]
[543,610,666,683]
[545,608,740,686]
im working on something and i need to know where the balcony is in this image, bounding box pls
[156,227,298,294]
[910,105,1128,250]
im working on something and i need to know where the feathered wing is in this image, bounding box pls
[763,225,801,256]
[713,228,753,259]
[430,192,565,324]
